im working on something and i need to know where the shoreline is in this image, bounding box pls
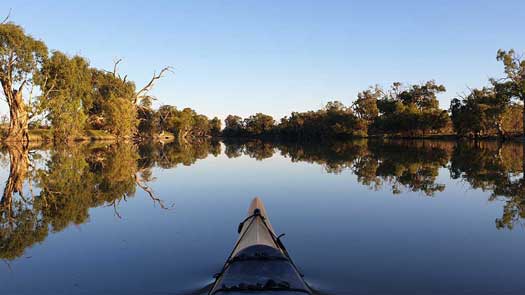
[219,134,525,142]
[1,129,523,144]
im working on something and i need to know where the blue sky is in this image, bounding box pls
[4,0,525,120]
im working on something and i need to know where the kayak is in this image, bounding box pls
[209,197,313,294]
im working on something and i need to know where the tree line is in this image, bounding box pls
[1,18,524,144]
[223,50,524,140]
[0,18,225,144]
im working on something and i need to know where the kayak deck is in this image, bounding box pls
[232,197,279,257]
[209,198,312,294]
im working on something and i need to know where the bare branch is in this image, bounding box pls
[40,74,58,100]
[17,190,31,205]
[2,259,12,272]
[17,79,27,94]
[107,200,122,219]
[134,66,173,104]
[26,83,36,119]
[1,9,11,24]
[113,58,122,77]
[134,173,169,209]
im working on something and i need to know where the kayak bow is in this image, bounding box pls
[209,197,312,294]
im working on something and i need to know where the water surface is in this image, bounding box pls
[0,139,524,294]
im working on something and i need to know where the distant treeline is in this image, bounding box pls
[139,105,221,141]
[223,50,525,140]
[223,81,452,139]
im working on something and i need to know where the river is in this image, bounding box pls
[0,139,524,294]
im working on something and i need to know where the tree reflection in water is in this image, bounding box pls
[0,138,524,261]
[0,140,220,261]
[224,139,524,228]
[450,141,525,229]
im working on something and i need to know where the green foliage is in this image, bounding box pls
[172,108,196,140]
[496,49,525,102]
[0,22,48,141]
[156,105,178,132]
[209,117,222,136]
[353,86,381,125]
[154,105,214,140]
[373,81,449,135]
[103,96,138,138]
[221,82,449,140]
[395,81,445,111]
[137,106,157,136]
[244,113,275,136]
[450,84,515,137]
[0,22,47,83]
[90,70,137,137]
[225,102,366,139]
[495,49,525,135]
[223,115,243,136]
[502,104,523,134]
[36,51,92,141]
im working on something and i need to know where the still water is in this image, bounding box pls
[0,139,524,294]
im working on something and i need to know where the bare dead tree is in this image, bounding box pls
[104,59,172,105]
[134,67,173,105]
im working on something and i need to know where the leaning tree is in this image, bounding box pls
[0,18,47,144]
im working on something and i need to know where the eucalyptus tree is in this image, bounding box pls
[0,21,47,143]
[209,116,222,137]
[450,87,510,138]
[90,61,171,138]
[244,113,275,136]
[375,81,449,135]
[352,86,381,129]
[89,68,137,137]
[495,49,525,136]
[223,115,244,136]
[36,51,92,141]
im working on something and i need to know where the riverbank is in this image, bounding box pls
[2,129,522,144]
[28,129,117,142]
[219,133,525,143]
